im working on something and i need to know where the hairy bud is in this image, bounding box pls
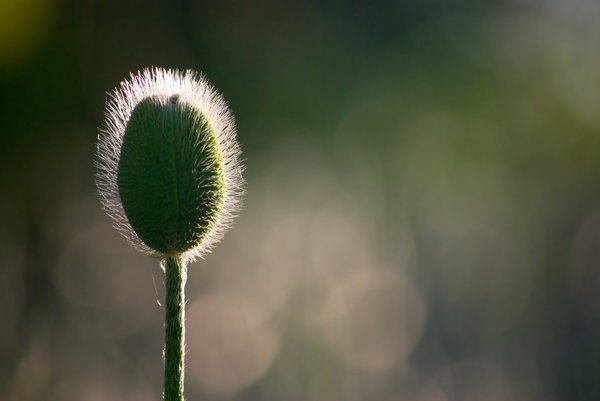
[95,67,243,262]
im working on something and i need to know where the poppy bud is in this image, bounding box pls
[95,67,243,262]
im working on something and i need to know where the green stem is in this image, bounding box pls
[164,256,186,401]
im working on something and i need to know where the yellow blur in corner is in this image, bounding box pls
[0,0,56,70]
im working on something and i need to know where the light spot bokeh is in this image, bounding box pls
[1,1,600,400]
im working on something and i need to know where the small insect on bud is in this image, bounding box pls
[95,67,243,262]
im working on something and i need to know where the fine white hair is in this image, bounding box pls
[95,67,244,263]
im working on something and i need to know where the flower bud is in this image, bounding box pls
[96,68,243,261]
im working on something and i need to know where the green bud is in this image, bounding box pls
[96,68,243,261]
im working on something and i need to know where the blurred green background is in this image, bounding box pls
[2,0,600,400]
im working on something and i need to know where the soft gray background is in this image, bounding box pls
[1,1,599,400]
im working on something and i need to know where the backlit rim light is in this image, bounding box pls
[95,67,244,262]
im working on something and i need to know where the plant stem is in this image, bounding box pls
[164,255,186,401]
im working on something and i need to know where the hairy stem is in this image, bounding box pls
[164,256,186,401]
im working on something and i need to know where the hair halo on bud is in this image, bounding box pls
[95,67,244,263]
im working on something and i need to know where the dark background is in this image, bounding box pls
[1,0,600,400]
